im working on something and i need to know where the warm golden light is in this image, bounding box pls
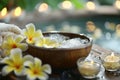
[103,52,120,71]
[61,1,72,9]
[14,7,22,17]
[38,3,49,12]
[86,1,95,10]
[115,0,120,9]
[111,52,115,57]
[1,7,7,16]
[93,28,102,39]
[86,21,96,32]
[115,24,120,37]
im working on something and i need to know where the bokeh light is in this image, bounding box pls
[86,1,95,10]
[38,3,49,12]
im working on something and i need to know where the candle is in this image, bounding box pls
[0,7,8,19]
[77,58,101,79]
[86,1,96,11]
[10,7,24,18]
[38,3,49,13]
[103,52,120,71]
[59,1,74,10]
[114,0,120,9]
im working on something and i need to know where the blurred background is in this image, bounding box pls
[0,0,120,52]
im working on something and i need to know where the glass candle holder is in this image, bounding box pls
[77,57,101,79]
[102,52,120,71]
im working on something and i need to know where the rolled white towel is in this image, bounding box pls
[0,23,22,34]
[0,23,22,39]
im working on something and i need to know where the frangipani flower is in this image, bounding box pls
[1,48,34,76]
[22,23,43,44]
[1,35,28,55]
[24,58,51,80]
[35,37,60,48]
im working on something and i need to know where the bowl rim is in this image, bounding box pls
[28,32,93,50]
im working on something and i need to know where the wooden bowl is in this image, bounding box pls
[26,32,92,70]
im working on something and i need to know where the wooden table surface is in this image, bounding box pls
[0,44,120,80]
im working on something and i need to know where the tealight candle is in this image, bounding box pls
[86,1,96,11]
[38,3,49,13]
[77,58,101,79]
[10,6,24,19]
[114,0,120,10]
[59,1,74,10]
[0,7,8,19]
[103,52,120,71]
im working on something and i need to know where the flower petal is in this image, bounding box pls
[23,55,34,62]
[44,38,58,47]
[27,74,36,80]
[1,42,11,49]
[17,43,28,51]
[5,35,14,44]
[15,35,24,43]
[34,41,43,47]
[10,48,22,63]
[14,66,25,76]
[38,72,48,80]
[42,64,52,74]
[34,30,43,38]
[2,66,14,76]
[1,57,13,66]
[24,61,34,69]
[25,68,33,75]
[34,58,42,68]
[22,29,28,37]
[26,23,35,34]
[25,69,37,80]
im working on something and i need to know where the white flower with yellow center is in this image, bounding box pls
[1,48,34,76]
[1,35,28,56]
[22,23,43,44]
[24,58,51,80]
[35,37,59,48]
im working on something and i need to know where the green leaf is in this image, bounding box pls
[0,0,9,10]
[70,0,85,9]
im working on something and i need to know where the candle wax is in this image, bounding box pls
[104,55,119,62]
[78,61,100,77]
[103,53,120,71]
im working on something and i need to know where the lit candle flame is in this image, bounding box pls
[86,1,95,10]
[14,7,22,17]
[104,52,119,62]
[61,1,72,9]
[1,7,7,16]
[38,3,48,12]
[110,52,116,61]
[115,0,120,9]
[111,52,115,57]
